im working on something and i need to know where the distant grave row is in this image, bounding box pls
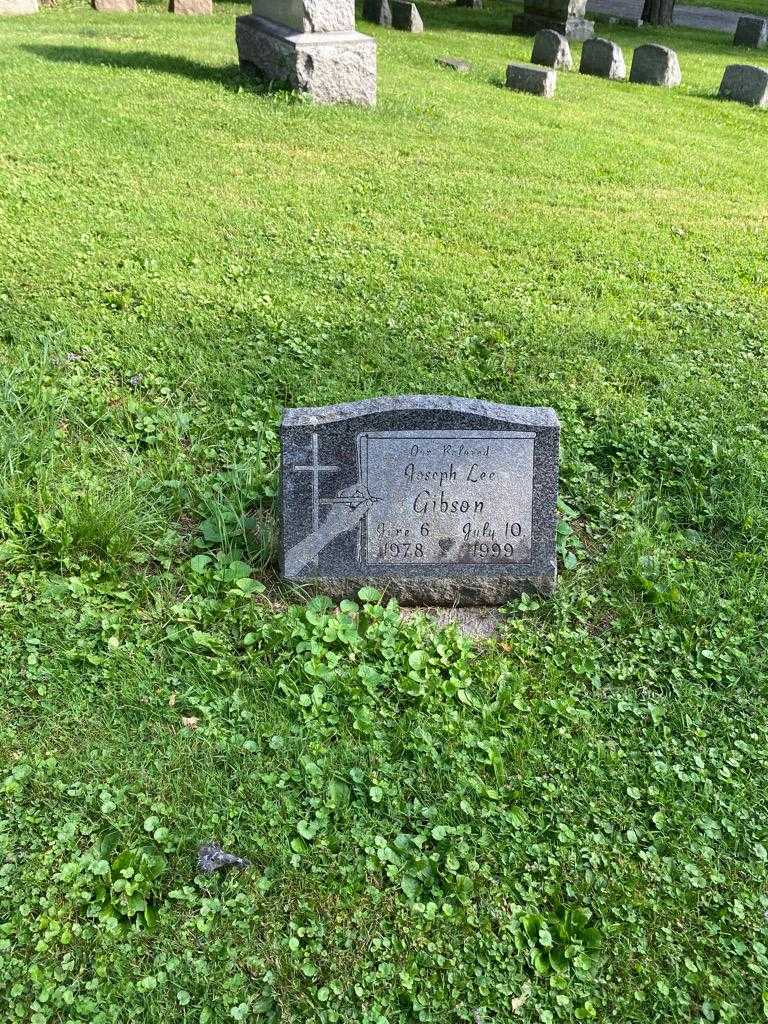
[504,29,768,108]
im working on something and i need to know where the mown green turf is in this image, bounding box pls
[1,3,768,1022]
[699,0,766,15]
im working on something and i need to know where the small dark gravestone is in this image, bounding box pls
[531,29,572,71]
[456,0,482,8]
[580,37,625,80]
[734,16,767,49]
[391,0,423,32]
[506,60,557,97]
[629,44,681,86]
[280,396,559,606]
[719,63,768,107]
[363,0,392,27]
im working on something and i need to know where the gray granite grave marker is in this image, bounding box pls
[363,0,391,26]
[629,44,681,86]
[580,36,625,80]
[719,63,768,107]
[506,60,557,96]
[391,0,423,32]
[280,396,559,605]
[734,16,767,49]
[531,29,572,70]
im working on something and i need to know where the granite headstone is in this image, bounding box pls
[506,60,558,97]
[733,16,767,49]
[580,36,625,80]
[391,0,423,32]
[719,63,768,106]
[629,44,681,86]
[363,0,391,26]
[280,396,559,605]
[531,29,572,70]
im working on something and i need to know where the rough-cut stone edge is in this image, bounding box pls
[288,573,556,606]
[236,15,377,107]
[283,395,560,428]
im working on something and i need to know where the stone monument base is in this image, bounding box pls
[236,15,377,106]
[513,13,594,40]
[294,573,557,607]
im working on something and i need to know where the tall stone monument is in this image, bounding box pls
[236,0,377,106]
[280,396,560,605]
[513,0,594,41]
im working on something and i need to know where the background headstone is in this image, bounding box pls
[0,0,39,13]
[236,0,377,105]
[91,0,136,10]
[391,0,423,32]
[531,29,572,70]
[280,396,560,606]
[719,63,768,106]
[506,60,557,96]
[580,36,625,79]
[169,0,212,13]
[629,43,681,86]
[513,0,594,42]
[362,0,391,26]
[734,16,768,49]
[456,0,482,8]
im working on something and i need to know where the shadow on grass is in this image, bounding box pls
[24,43,288,94]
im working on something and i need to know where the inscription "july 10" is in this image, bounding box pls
[362,431,535,566]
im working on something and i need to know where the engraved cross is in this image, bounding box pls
[292,432,339,538]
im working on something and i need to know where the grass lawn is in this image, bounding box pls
[1,2,768,1021]
[696,0,767,15]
